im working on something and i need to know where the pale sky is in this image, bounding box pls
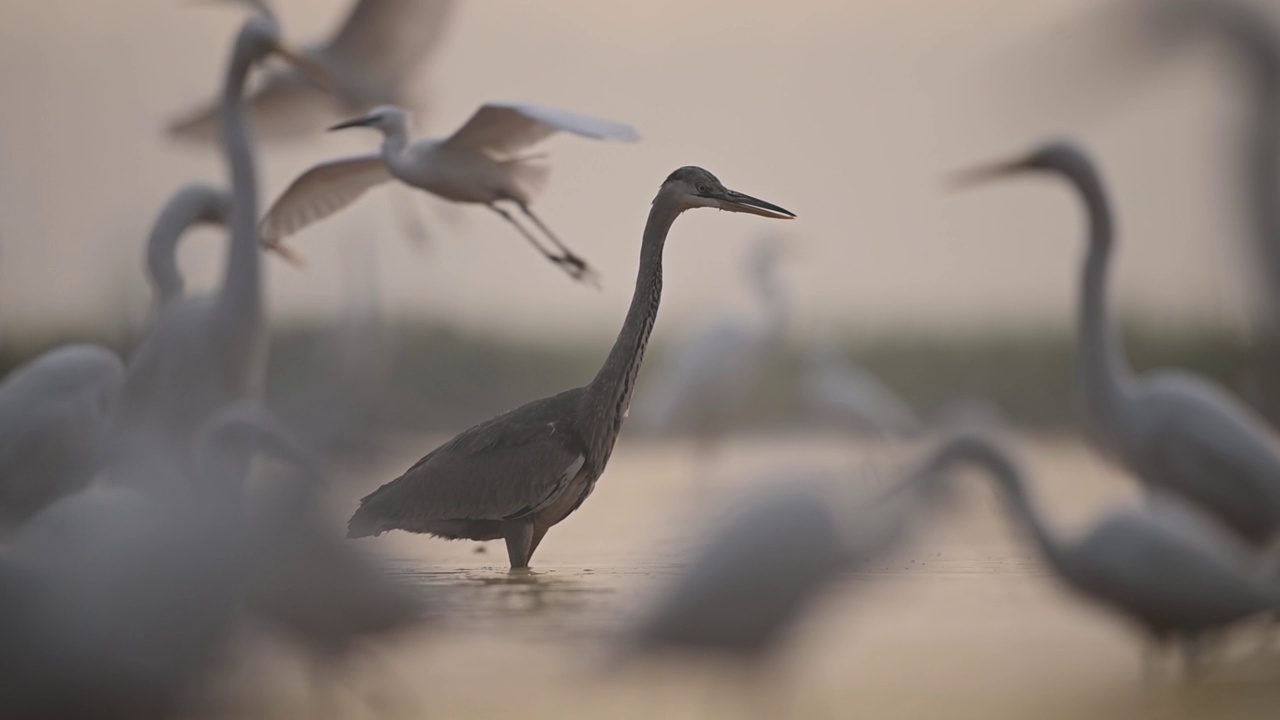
[0,0,1266,342]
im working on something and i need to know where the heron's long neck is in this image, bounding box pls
[1069,164,1133,440]
[583,194,681,450]
[214,49,263,330]
[147,186,223,307]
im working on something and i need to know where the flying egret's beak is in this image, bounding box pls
[946,157,1033,190]
[712,188,796,220]
[273,43,333,91]
[328,115,379,132]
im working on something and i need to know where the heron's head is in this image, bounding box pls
[328,105,409,134]
[948,140,1092,188]
[660,166,795,219]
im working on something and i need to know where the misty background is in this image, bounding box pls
[0,0,1267,428]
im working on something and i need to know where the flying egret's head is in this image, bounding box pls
[660,167,796,219]
[948,140,1091,188]
[328,106,410,134]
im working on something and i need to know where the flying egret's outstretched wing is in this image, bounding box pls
[442,102,639,158]
[324,0,458,90]
[260,154,393,252]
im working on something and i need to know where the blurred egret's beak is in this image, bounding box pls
[946,157,1033,190]
[273,43,332,91]
[713,189,796,219]
[328,115,379,132]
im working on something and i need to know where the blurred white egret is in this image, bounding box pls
[632,235,787,477]
[927,432,1280,672]
[116,15,313,482]
[622,436,958,663]
[0,345,122,534]
[260,102,639,282]
[3,401,419,717]
[801,341,919,438]
[168,0,458,144]
[954,141,1280,549]
[144,184,231,309]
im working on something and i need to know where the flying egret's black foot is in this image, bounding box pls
[554,254,602,288]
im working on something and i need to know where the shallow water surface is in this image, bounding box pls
[234,433,1280,719]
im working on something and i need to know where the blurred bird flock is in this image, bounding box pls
[4,0,1280,718]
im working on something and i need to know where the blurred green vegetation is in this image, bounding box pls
[0,320,1268,434]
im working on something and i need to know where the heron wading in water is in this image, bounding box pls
[259,102,638,282]
[953,141,1280,550]
[347,167,795,569]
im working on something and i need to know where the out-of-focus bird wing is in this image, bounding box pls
[324,0,458,91]
[260,154,393,243]
[167,70,334,144]
[442,102,639,158]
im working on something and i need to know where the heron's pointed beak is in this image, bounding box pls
[715,189,796,220]
[273,43,332,91]
[328,115,378,132]
[946,157,1032,190]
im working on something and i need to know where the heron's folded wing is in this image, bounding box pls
[324,0,458,89]
[442,102,639,158]
[360,417,585,525]
[260,154,392,242]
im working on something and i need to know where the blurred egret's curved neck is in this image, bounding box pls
[584,191,683,452]
[214,36,265,329]
[147,186,227,307]
[1059,159,1133,440]
[938,437,1073,576]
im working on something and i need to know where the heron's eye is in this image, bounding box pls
[696,184,708,194]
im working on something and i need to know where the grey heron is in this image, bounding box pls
[115,14,315,484]
[347,166,794,569]
[144,184,231,309]
[0,344,123,534]
[920,432,1280,671]
[632,235,788,483]
[259,102,639,283]
[953,141,1280,548]
[168,0,458,144]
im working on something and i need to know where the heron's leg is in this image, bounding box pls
[527,525,551,559]
[502,518,535,570]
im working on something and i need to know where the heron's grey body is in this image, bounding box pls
[348,166,795,568]
[956,141,1280,547]
[169,0,458,143]
[145,184,232,309]
[0,344,123,533]
[925,433,1280,655]
[260,103,639,282]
